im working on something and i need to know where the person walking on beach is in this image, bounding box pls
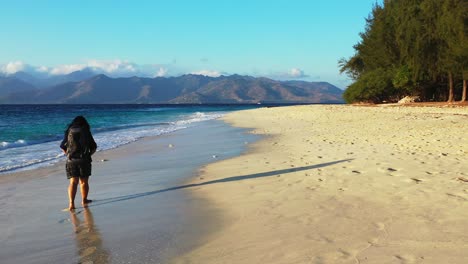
[60,116,97,210]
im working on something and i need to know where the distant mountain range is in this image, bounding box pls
[0,68,97,89]
[0,71,344,104]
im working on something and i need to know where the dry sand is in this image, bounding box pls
[175,105,468,264]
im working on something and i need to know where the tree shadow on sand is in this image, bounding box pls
[89,159,352,208]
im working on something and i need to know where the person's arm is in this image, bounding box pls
[89,131,97,155]
[60,130,68,154]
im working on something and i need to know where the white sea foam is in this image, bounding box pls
[0,139,28,149]
[174,112,224,126]
[0,111,226,174]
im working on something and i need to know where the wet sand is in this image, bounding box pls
[175,105,468,264]
[0,120,257,264]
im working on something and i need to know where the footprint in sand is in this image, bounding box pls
[456,177,468,183]
[446,193,467,201]
[375,222,386,231]
[394,254,416,264]
[319,235,334,244]
[410,178,423,184]
[336,249,354,261]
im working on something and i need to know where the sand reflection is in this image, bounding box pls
[70,208,110,264]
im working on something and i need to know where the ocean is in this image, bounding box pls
[0,104,257,174]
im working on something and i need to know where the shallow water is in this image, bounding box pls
[0,120,259,264]
[0,104,255,173]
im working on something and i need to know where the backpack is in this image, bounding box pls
[67,126,91,160]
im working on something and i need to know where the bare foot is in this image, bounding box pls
[82,199,93,207]
[69,204,76,211]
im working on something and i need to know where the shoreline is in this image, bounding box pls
[0,119,258,264]
[175,105,468,264]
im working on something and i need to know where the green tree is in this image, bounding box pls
[339,0,467,103]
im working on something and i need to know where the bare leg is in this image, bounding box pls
[80,177,92,206]
[68,177,79,210]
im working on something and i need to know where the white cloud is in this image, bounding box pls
[288,68,309,78]
[155,67,168,77]
[1,61,27,74]
[1,60,220,78]
[36,66,49,73]
[87,59,137,75]
[48,60,140,76]
[190,70,222,77]
[49,63,86,75]
[266,68,311,80]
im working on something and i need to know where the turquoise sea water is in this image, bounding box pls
[0,104,257,173]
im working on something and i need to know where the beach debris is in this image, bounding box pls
[352,170,361,174]
[456,177,468,183]
[212,155,218,158]
[168,144,174,148]
[387,168,397,172]
[398,96,420,104]
[100,159,108,162]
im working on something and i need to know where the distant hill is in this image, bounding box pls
[7,69,97,88]
[0,77,36,98]
[0,74,344,104]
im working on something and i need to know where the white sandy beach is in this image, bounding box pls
[175,105,468,264]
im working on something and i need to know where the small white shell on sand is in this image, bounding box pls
[168,144,174,148]
[100,159,108,162]
[212,155,218,158]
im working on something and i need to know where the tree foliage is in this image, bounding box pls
[340,0,467,103]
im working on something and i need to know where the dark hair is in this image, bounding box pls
[65,115,91,133]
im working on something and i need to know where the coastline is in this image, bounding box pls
[0,119,257,264]
[174,105,468,264]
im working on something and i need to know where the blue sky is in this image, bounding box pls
[0,0,380,88]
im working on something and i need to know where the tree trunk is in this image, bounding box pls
[461,79,467,102]
[447,71,454,102]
